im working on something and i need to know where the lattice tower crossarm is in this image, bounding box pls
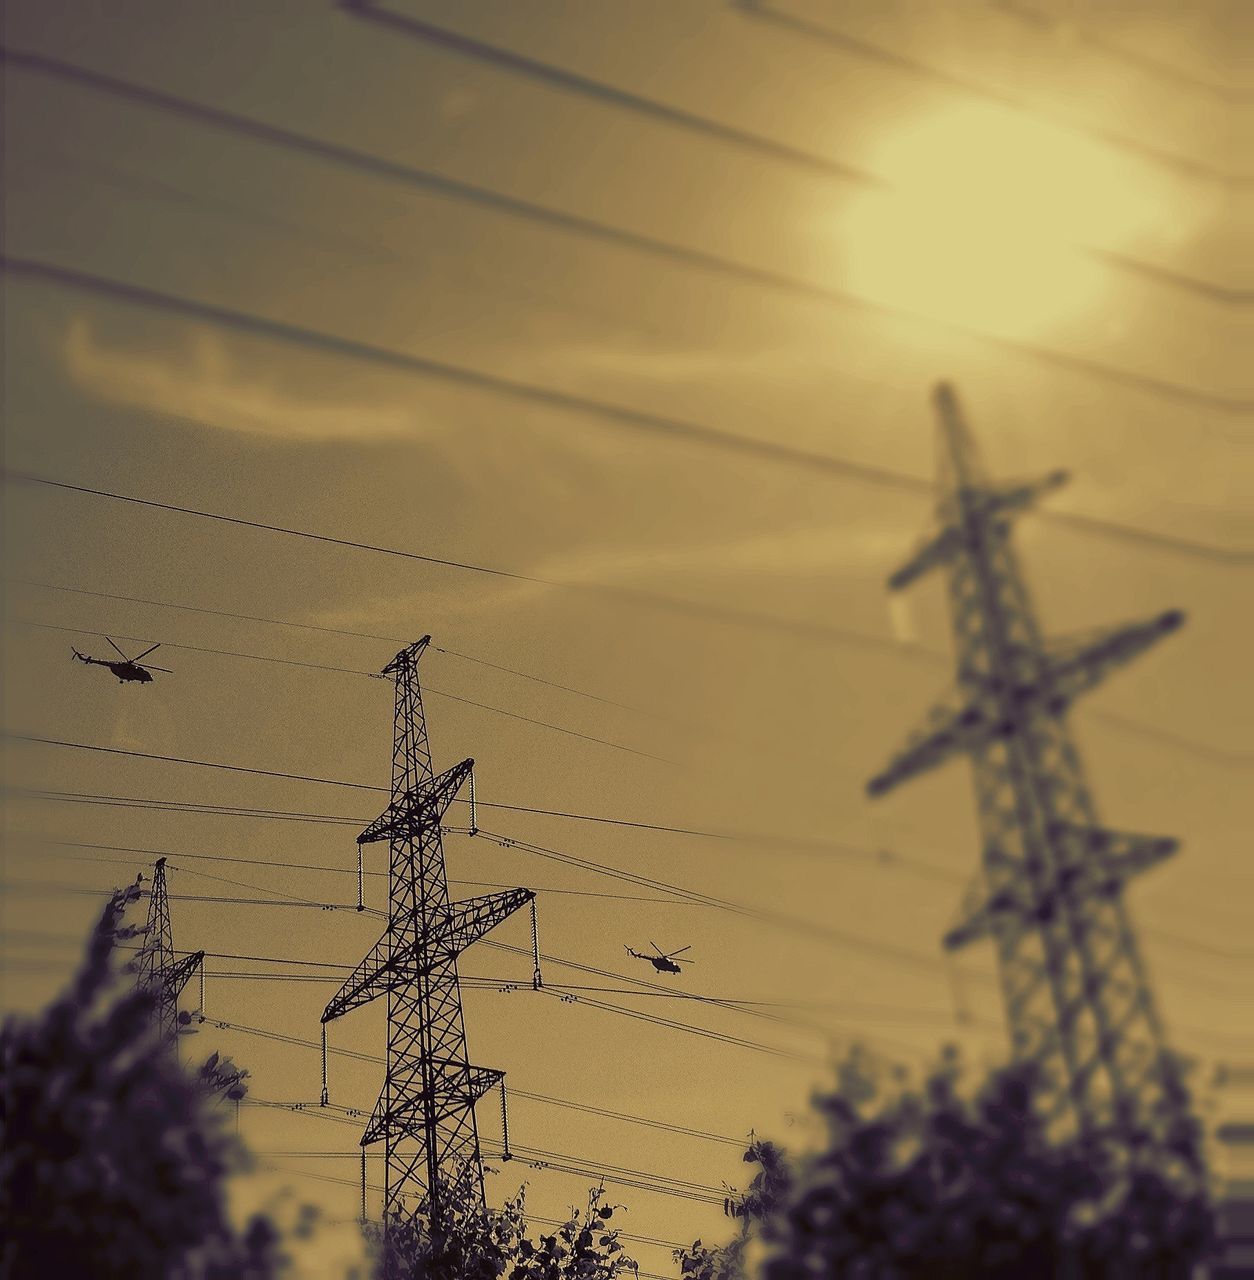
[867,383,1193,1152]
[322,636,534,1221]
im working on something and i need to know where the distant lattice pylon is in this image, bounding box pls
[322,637,534,1222]
[868,383,1193,1149]
[134,857,204,1040]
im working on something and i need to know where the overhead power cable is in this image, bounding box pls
[11,576,656,717]
[344,1,1245,228]
[4,468,958,648]
[6,733,941,850]
[7,786,367,826]
[9,784,1252,964]
[253,1133,689,1257]
[14,841,860,1046]
[10,617,668,764]
[6,802,1251,967]
[736,0,1245,185]
[246,1048,738,1151]
[14,835,680,904]
[258,1144,726,1202]
[10,576,1247,765]
[133,856,860,1044]
[7,935,1248,1047]
[5,52,1250,422]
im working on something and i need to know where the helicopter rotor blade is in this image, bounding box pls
[650,941,666,957]
[104,636,130,661]
[132,643,162,663]
[140,664,174,674]
[665,946,693,958]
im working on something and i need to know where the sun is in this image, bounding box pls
[838,102,1165,336]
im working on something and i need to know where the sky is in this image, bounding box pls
[2,1,1252,1275]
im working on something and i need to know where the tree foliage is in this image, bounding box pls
[679,1047,1214,1280]
[370,1173,638,1280]
[0,882,282,1279]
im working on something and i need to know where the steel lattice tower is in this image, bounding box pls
[135,857,204,1039]
[322,637,534,1221]
[868,383,1192,1148]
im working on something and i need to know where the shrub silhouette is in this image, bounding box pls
[0,882,282,1279]
[679,1047,1214,1280]
[369,1171,637,1279]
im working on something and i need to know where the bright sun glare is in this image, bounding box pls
[841,103,1166,337]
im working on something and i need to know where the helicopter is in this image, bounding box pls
[71,637,172,684]
[625,941,693,975]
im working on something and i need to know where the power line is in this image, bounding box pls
[258,1144,726,1202]
[212,1005,813,1100]
[6,49,1249,422]
[431,644,651,717]
[125,848,883,1044]
[8,577,408,644]
[7,733,935,850]
[345,0,1250,224]
[4,467,956,648]
[251,1128,691,1255]
[10,576,1247,765]
[992,0,1250,104]
[249,1085,743,1185]
[7,398,1248,591]
[346,0,1253,317]
[7,786,367,826]
[7,927,1248,1047]
[9,617,670,764]
[735,0,1241,187]
[97,846,849,1052]
[473,830,972,975]
[3,752,978,979]
[341,0,881,186]
[12,835,681,904]
[0,923,992,1020]
[10,788,1252,963]
[253,1141,688,1261]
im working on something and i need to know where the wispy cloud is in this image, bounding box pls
[61,316,431,442]
[534,520,906,587]
[300,515,906,641]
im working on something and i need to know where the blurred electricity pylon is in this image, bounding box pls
[322,637,534,1221]
[134,856,204,1040]
[869,383,1192,1148]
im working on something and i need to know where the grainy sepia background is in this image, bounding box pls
[2,2,1251,1275]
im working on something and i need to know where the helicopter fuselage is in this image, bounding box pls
[626,947,683,974]
[76,653,153,683]
[108,661,153,683]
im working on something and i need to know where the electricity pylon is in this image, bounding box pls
[322,637,534,1221]
[134,856,204,1039]
[868,383,1192,1149]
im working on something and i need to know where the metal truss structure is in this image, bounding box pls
[135,856,204,1040]
[323,637,534,1221]
[869,383,1193,1149]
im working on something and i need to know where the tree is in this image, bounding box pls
[0,882,283,1279]
[369,1170,638,1280]
[678,1047,1215,1280]
[678,1136,793,1280]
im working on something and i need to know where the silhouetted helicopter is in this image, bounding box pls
[72,637,171,684]
[625,942,693,975]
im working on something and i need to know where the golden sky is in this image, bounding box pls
[3,1,1251,1274]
